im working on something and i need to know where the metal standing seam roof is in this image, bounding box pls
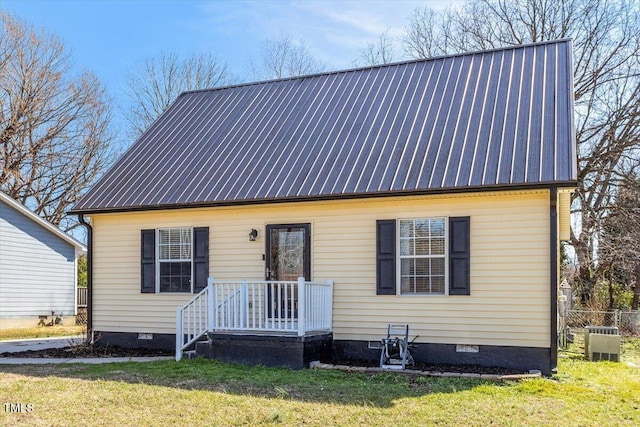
[71,39,577,214]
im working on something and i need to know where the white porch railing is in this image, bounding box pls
[175,285,211,361]
[176,277,333,361]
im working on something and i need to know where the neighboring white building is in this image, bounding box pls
[0,191,86,329]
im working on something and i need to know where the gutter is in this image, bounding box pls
[78,214,93,342]
[69,181,579,215]
[549,187,558,373]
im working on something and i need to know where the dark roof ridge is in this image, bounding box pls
[180,38,573,97]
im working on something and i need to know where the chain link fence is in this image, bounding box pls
[559,309,640,356]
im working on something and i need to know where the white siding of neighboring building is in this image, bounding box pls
[0,199,77,324]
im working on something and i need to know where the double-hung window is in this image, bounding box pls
[157,228,192,293]
[399,218,446,295]
[377,216,468,297]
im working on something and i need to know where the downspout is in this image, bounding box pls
[78,214,93,343]
[549,187,558,374]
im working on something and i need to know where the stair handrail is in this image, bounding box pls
[175,278,214,361]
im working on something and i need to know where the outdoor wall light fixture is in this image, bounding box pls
[249,229,258,241]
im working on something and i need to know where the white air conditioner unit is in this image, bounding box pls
[588,333,621,362]
[584,326,619,358]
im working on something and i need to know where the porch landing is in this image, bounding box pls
[195,331,333,370]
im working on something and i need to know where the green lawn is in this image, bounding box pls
[1,350,639,426]
[0,325,86,341]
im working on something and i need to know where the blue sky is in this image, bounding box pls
[1,0,455,144]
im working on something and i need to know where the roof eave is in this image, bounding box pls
[69,181,578,215]
[0,191,87,251]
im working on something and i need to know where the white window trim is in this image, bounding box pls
[396,217,449,296]
[156,227,194,294]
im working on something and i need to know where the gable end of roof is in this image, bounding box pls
[0,191,86,251]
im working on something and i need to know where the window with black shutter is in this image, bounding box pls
[376,216,470,296]
[140,227,209,293]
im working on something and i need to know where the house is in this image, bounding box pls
[71,39,576,375]
[0,191,86,328]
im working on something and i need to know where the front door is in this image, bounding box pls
[265,224,311,319]
[265,224,311,281]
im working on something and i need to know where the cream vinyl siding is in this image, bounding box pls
[91,190,552,348]
[558,191,572,241]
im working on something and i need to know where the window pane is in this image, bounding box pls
[168,245,179,259]
[414,220,430,238]
[181,228,192,244]
[399,220,413,238]
[431,258,445,275]
[400,276,411,294]
[400,238,411,256]
[414,238,429,255]
[414,276,429,293]
[168,229,180,245]
[430,238,445,255]
[400,258,412,276]
[180,243,191,259]
[431,219,445,237]
[415,258,430,276]
[431,276,445,294]
[159,245,169,260]
[159,262,171,276]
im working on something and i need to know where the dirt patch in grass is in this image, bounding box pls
[0,344,172,358]
[329,358,526,375]
[3,345,523,375]
[2,345,523,375]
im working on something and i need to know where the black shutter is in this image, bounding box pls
[376,220,396,295]
[193,227,209,293]
[141,229,156,293]
[449,217,470,295]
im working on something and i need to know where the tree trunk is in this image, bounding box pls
[573,230,598,305]
[633,263,640,311]
[608,272,615,311]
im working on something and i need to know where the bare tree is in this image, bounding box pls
[125,52,232,138]
[404,7,458,58]
[0,12,114,231]
[250,33,326,80]
[599,176,640,310]
[403,0,640,303]
[355,30,397,66]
